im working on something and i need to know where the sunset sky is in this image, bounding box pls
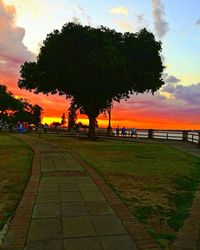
[0,0,200,129]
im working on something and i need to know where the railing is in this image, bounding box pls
[106,128,200,146]
[2,125,199,147]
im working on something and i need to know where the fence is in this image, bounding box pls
[46,127,200,146]
[107,128,200,146]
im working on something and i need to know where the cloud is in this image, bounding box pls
[165,75,180,84]
[111,84,200,129]
[113,20,133,32]
[170,83,200,105]
[73,5,91,25]
[163,74,180,84]
[151,0,169,39]
[110,6,128,16]
[0,0,35,88]
[196,19,200,26]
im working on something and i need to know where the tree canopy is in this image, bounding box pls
[0,84,23,114]
[18,22,164,137]
[0,84,42,125]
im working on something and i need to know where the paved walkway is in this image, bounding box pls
[1,135,159,250]
[2,135,200,250]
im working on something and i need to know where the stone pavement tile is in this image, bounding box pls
[40,177,59,184]
[100,235,137,250]
[60,192,83,202]
[91,215,127,235]
[62,216,96,238]
[57,177,76,183]
[41,159,55,171]
[62,152,74,160]
[27,218,62,241]
[81,190,105,201]
[25,240,63,250]
[38,183,59,192]
[78,182,99,191]
[41,176,76,184]
[32,203,61,218]
[75,176,94,183]
[61,202,88,216]
[54,159,83,171]
[59,182,80,191]
[53,159,68,170]
[36,192,60,203]
[47,153,63,160]
[64,237,102,250]
[85,201,115,215]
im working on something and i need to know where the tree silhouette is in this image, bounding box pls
[61,113,66,126]
[0,84,23,116]
[68,102,77,131]
[18,23,164,138]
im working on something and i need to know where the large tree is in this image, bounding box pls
[18,23,164,138]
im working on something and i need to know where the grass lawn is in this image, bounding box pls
[43,135,200,249]
[0,133,32,230]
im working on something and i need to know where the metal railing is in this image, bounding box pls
[106,128,200,146]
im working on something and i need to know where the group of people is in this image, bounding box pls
[17,122,29,133]
[116,126,137,137]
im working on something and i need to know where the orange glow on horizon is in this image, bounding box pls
[42,116,200,130]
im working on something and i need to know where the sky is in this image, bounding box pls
[0,0,200,129]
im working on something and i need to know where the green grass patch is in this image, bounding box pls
[0,134,32,230]
[41,135,200,249]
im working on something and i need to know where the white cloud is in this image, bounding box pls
[73,5,92,25]
[110,6,128,16]
[151,0,169,39]
[0,0,35,77]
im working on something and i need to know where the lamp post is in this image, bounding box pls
[107,104,112,136]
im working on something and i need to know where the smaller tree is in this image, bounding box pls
[68,102,77,131]
[31,104,43,126]
[0,84,23,120]
[61,113,66,126]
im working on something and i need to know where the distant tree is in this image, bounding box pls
[18,22,164,138]
[31,104,43,126]
[68,102,77,131]
[61,113,66,126]
[51,122,61,128]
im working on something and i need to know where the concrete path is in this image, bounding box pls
[1,135,160,250]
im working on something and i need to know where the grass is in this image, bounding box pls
[41,134,200,249]
[0,133,32,230]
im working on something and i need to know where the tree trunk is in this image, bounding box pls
[88,116,96,140]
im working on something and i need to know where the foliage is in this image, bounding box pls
[68,101,77,130]
[0,84,23,117]
[0,84,43,125]
[18,22,164,137]
[13,100,43,125]
[61,113,66,126]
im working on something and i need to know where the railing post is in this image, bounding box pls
[182,130,188,142]
[148,129,153,139]
[198,132,200,148]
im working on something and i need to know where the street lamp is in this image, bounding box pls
[107,104,112,136]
